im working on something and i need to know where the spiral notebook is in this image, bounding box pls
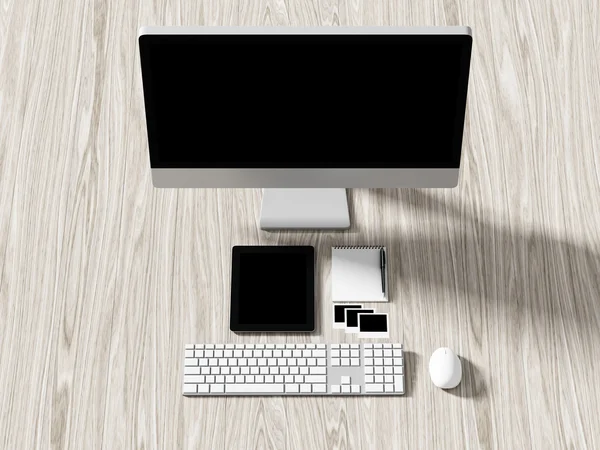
[332,246,388,302]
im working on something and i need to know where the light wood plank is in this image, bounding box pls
[1,0,600,448]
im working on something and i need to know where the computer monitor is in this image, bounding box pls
[138,26,472,229]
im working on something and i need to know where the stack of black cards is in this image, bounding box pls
[332,304,389,338]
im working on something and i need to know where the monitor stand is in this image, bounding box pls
[260,189,350,230]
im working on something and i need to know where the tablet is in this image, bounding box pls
[230,246,314,332]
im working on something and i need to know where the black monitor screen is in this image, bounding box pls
[139,33,472,168]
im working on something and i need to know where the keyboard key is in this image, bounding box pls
[393,349,404,358]
[384,349,393,357]
[288,358,297,366]
[331,385,340,393]
[365,384,384,393]
[197,384,210,393]
[394,366,404,374]
[305,375,327,383]
[317,344,326,349]
[302,350,311,357]
[384,367,393,374]
[241,367,250,375]
[350,344,360,349]
[184,375,204,383]
[375,375,384,383]
[280,367,289,375]
[350,350,360,358]
[269,367,279,375]
[331,344,340,349]
[255,344,264,349]
[199,359,208,366]
[264,350,273,358]
[258,358,267,366]
[365,367,374,374]
[296,344,306,349]
[364,349,373,357]
[351,385,360,393]
[215,345,225,349]
[205,345,215,350]
[201,367,210,375]
[246,375,255,383]
[226,375,234,383]
[275,375,284,383]
[332,358,340,366]
[351,359,359,366]
[268,359,277,366]
[266,344,275,349]
[183,383,197,393]
[253,350,263,358]
[185,344,194,350]
[285,384,300,393]
[382,344,392,349]
[365,375,374,383]
[185,358,199,366]
[185,367,200,375]
[216,375,225,383]
[394,375,405,393]
[260,367,269,375]
[317,359,326,366]
[308,358,317,366]
[341,358,350,366]
[293,350,302,358]
[226,384,284,394]
[219,359,228,366]
[312,384,327,393]
[277,358,286,366]
[393,344,403,349]
[290,367,299,375]
[384,358,393,366]
[340,344,350,349]
[385,384,394,393]
[245,345,255,349]
[251,367,259,375]
[224,350,233,358]
[310,367,327,375]
[364,344,373,348]
[374,350,383,357]
[243,350,252,358]
[191,350,201,358]
[375,367,384,374]
[393,358,403,366]
[300,367,309,374]
[294,375,304,383]
[297,358,307,366]
[210,367,219,375]
[342,385,351,393]
[385,375,394,383]
[209,359,218,366]
[231,367,240,375]
[205,350,214,358]
[374,358,383,366]
[313,350,326,358]
[300,384,312,393]
[331,350,340,357]
[248,358,257,366]
[341,350,350,357]
[285,375,294,383]
[235,375,244,383]
[283,350,292,357]
[274,350,282,357]
[214,350,223,358]
[265,375,274,383]
[364,358,373,366]
[374,344,383,349]
[206,376,215,383]
[225,344,235,349]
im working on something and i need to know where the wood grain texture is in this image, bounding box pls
[1,0,600,448]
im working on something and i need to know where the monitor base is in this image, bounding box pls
[260,189,350,230]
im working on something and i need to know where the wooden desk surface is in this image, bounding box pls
[2,0,600,448]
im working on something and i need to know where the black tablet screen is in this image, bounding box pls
[238,253,307,325]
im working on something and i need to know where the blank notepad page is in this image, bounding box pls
[331,247,388,302]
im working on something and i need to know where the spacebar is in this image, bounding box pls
[225,384,285,394]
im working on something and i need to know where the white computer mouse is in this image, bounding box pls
[429,347,462,389]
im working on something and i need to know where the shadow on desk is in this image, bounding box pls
[371,189,600,344]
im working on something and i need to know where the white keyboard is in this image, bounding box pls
[183,343,405,396]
